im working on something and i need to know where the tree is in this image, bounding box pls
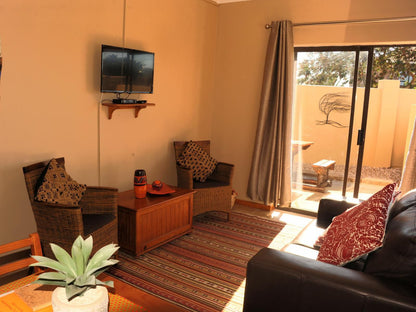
[297,46,416,89]
[371,47,416,88]
[297,52,356,87]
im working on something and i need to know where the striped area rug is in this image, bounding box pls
[109,211,304,312]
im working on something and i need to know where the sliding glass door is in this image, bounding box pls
[359,46,415,195]
[291,45,415,213]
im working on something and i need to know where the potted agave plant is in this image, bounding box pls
[30,235,119,312]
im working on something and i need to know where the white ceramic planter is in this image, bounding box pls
[51,286,108,312]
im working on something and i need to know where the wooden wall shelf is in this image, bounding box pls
[102,103,156,119]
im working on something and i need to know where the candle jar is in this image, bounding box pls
[134,169,147,199]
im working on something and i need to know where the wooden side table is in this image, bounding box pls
[117,187,195,256]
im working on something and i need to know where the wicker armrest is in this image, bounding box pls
[79,186,118,215]
[32,203,84,237]
[32,203,85,258]
[210,162,234,184]
[176,165,193,189]
[32,200,79,210]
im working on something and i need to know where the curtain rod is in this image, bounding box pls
[265,16,416,29]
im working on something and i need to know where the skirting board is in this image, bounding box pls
[235,199,274,211]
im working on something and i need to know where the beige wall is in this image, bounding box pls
[1,0,416,243]
[100,0,218,191]
[213,0,416,202]
[0,0,218,244]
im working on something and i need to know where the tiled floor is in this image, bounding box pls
[291,179,392,214]
[292,164,401,214]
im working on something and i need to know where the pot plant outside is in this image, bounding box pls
[30,235,119,312]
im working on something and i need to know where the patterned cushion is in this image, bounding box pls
[177,141,218,182]
[35,158,86,207]
[317,183,397,266]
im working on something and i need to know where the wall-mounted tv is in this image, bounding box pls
[100,45,154,94]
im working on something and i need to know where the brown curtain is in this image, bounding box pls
[247,20,294,206]
[400,118,416,195]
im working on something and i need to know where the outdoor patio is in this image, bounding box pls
[291,164,402,213]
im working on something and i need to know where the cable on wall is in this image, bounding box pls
[97,0,128,186]
[98,93,103,186]
[123,0,127,47]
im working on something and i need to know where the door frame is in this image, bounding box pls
[294,46,374,198]
[295,44,415,198]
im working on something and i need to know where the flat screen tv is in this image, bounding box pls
[100,45,154,94]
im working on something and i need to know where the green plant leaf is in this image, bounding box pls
[37,272,66,281]
[86,259,118,276]
[50,243,77,277]
[65,276,75,285]
[96,279,114,288]
[66,285,89,301]
[72,244,84,276]
[82,236,93,265]
[31,255,51,262]
[74,274,96,287]
[32,280,66,287]
[30,256,74,277]
[85,244,119,272]
[72,235,84,249]
[91,262,117,279]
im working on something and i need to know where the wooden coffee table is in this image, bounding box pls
[117,187,195,256]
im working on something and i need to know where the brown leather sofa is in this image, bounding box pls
[243,191,416,312]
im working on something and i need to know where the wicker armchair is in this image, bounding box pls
[22,158,118,258]
[174,140,234,218]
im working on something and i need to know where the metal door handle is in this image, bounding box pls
[357,129,365,145]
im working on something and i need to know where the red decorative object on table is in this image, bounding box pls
[147,181,175,195]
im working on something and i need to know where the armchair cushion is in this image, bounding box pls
[83,214,116,235]
[317,183,396,266]
[177,141,217,182]
[35,158,86,207]
[193,179,229,189]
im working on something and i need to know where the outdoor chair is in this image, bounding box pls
[174,140,234,219]
[22,158,118,258]
[0,233,42,285]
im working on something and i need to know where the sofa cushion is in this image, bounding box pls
[364,205,416,286]
[317,183,396,266]
[177,141,218,182]
[35,158,86,207]
[388,189,416,222]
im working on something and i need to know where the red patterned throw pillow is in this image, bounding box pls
[317,183,397,266]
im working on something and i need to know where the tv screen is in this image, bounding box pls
[100,45,154,94]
